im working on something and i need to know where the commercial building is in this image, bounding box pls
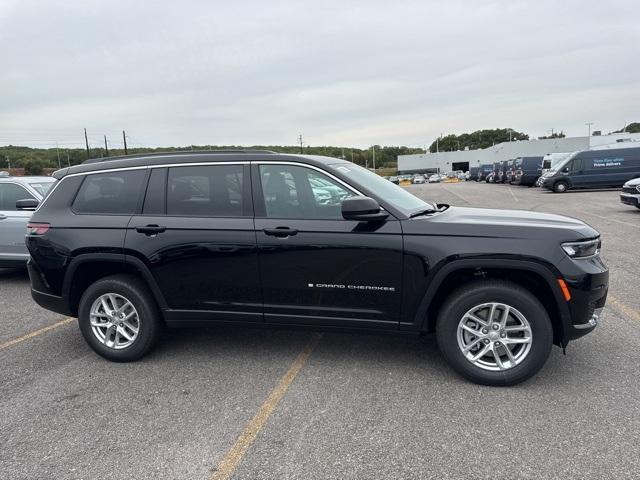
[397,132,640,174]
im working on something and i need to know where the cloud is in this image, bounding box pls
[0,0,638,148]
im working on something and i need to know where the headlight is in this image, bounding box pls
[561,238,601,258]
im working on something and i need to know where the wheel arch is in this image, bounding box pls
[414,259,571,345]
[62,254,168,317]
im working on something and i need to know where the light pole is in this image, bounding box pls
[585,122,594,137]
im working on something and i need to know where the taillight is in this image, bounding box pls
[27,222,50,235]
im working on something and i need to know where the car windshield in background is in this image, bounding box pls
[29,181,56,196]
[329,162,435,214]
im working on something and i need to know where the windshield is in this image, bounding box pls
[329,163,434,214]
[29,181,56,196]
[548,152,577,173]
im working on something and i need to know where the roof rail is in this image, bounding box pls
[82,150,277,164]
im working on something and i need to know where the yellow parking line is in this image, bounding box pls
[211,333,323,480]
[0,317,75,351]
[607,294,640,322]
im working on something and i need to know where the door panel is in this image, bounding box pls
[0,183,37,257]
[253,163,403,329]
[124,163,261,323]
[126,216,261,322]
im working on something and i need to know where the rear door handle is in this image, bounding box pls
[0,214,6,220]
[263,227,299,238]
[135,224,166,236]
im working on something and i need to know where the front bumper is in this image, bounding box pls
[558,254,609,342]
[620,193,639,207]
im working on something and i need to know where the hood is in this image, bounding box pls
[624,177,640,187]
[404,206,598,241]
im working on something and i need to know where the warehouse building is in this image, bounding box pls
[397,132,640,174]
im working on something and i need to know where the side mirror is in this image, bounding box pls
[16,198,39,210]
[561,167,569,174]
[342,197,389,222]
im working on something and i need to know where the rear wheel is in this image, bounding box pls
[436,281,553,386]
[78,275,162,362]
[553,181,568,193]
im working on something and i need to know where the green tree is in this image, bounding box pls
[612,122,640,134]
[428,128,529,153]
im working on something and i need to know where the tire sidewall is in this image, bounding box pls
[78,276,159,362]
[436,284,553,386]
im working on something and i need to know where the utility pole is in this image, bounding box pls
[84,128,90,159]
[298,134,303,154]
[104,135,109,157]
[5,156,10,170]
[66,152,70,167]
[585,122,594,137]
[55,142,61,168]
[122,130,128,155]
[372,145,376,171]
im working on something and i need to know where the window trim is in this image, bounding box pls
[252,162,362,220]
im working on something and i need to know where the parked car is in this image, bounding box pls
[541,147,640,193]
[0,173,56,268]
[468,167,479,181]
[496,160,509,183]
[26,151,608,386]
[428,174,442,183]
[388,176,399,184]
[412,175,426,184]
[620,177,640,209]
[512,156,543,187]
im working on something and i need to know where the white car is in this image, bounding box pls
[428,174,441,183]
[412,176,425,184]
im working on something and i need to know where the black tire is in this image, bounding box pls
[78,274,162,362]
[436,281,553,386]
[553,181,568,193]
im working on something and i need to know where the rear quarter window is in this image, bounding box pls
[73,170,146,214]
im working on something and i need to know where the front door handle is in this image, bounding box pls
[135,224,166,236]
[263,227,299,238]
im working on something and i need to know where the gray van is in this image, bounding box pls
[540,147,640,193]
[0,173,56,267]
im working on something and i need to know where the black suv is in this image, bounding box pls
[26,151,609,386]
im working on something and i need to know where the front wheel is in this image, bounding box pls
[553,181,568,193]
[436,281,553,386]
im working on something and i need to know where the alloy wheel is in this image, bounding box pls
[89,293,140,350]
[457,302,532,371]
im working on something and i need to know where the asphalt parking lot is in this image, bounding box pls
[1,182,639,480]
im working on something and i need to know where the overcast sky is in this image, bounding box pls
[0,0,638,150]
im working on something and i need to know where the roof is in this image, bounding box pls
[53,151,348,179]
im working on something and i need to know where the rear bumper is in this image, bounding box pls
[31,288,73,317]
[620,193,639,207]
[27,260,73,316]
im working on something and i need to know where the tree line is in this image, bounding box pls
[0,144,425,175]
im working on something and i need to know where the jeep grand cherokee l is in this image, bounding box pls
[26,151,609,386]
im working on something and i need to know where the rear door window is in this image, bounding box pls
[73,170,146,214]
[167,164,244,217]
